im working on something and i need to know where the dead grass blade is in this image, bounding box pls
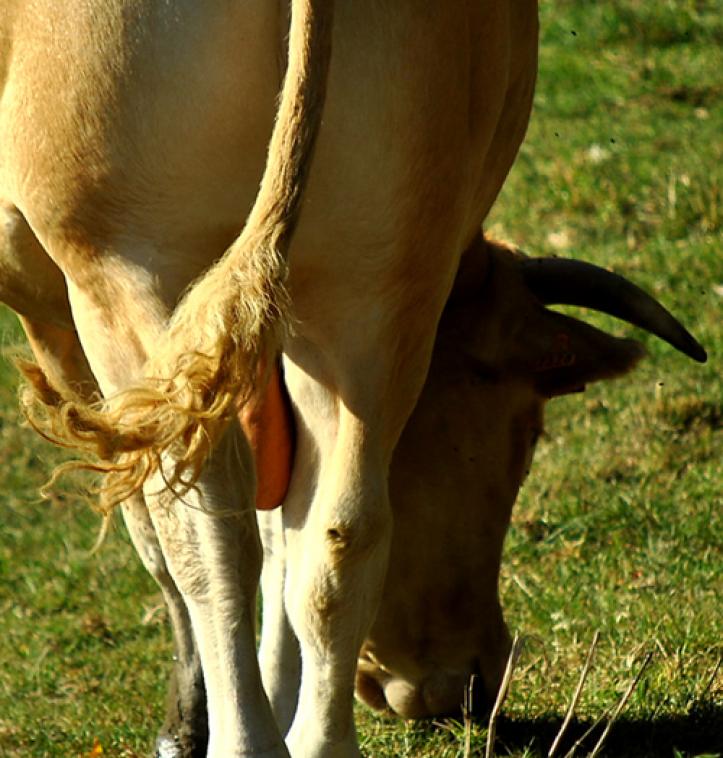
[561,649,654,758]
[463,674,478,758]
[548,630,600,757]
[699,655,722,700]
[586,650,654,758]
[485,634,524,758]
[561,703,615,758]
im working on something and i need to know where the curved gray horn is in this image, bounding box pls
[521,257,707,363]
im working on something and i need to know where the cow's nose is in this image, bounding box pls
[382,669,483,719]
[356,659,499,719]
[355,668,389,713]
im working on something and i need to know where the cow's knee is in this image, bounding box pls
[323,497,390,566]
[291,483,391,621]
[308,513,391,633]
[283,471,392,753]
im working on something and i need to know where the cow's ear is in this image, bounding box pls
[520,307,646,398]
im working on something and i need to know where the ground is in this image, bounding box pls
[0,1,720,756]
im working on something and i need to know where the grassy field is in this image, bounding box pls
[0,1,720,756]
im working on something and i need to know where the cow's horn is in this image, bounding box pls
[521,257,707,363]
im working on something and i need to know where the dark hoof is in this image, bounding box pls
[155,735,183,758]
[155,732,207,758]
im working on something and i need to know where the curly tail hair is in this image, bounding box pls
[19,0,335,512]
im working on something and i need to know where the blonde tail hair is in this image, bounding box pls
[20,0,335,511]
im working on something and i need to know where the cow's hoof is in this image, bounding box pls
[155,734,206,758]
[155,735,182,758]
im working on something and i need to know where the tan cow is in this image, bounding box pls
[0,2,541,756]
[255,236,706,728]
[354,237,706,718]
[143,233,706,752]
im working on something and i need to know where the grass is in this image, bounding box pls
[0,1,721,756]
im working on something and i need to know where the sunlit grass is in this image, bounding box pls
[0,1,720,756]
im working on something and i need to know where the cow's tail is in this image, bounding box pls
[19,0,334,511]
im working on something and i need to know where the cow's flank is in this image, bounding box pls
[18,0,334,511]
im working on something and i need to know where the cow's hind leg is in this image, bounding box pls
[21,322,210,758]
[20,318,211,757]
[121,495,208,758]
[0,210,209,756]
[141,424,285,758]
[280,307,454,756]
[282,408,392,758]
[47,249,287,758]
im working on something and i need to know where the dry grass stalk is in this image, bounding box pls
[560,649,654,758]
[586,651,654,758]
[485,634,524,758]
[548,630,600,757]
[561,703,615,758]
[699,655,722,700]
[462,674,477,758]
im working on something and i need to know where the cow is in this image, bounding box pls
[0,1,543,756]
[256,235,708,725]
[350,237,706,719]
[147,235,707,753]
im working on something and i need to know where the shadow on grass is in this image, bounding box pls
[490,704,723,757]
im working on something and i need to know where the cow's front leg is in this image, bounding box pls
[121,495,208,758]
[282,410,392,758]
[144,422,288,758]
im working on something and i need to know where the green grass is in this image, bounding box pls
[0,1,721,756]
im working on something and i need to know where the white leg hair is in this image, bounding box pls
[258,508,302,736]
[144,422,288,758]
[121,494,208,757]
[282,411,392,758]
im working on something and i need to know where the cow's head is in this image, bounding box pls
[355,237,705,719]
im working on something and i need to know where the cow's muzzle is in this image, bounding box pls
[355,663,494,720]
